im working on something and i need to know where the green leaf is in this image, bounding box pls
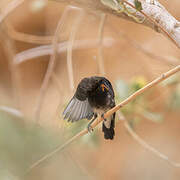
[134,0,143,11]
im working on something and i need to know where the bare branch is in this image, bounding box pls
[26,65,180,173]
[33,6,72,122]
[0,0,24,23]
[97,13,106,75]
[0,106,23,118]
[123,119,180,167]
[6,23,54,44]
[0,24,21,109]
[122,0,180,48]
[52,0,180,48]
[67,9,85,92]
[13,38,115,65]
[116,112,180,168]
[107,22,180,66]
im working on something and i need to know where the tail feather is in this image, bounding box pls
[102,113,115,140]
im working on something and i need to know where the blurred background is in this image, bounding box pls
[0,0,180,179]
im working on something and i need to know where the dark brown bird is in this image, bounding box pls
[63,76,116,140]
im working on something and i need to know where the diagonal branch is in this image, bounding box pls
[26,65,180,173]
[116,112,180,168]
[123,119,180,167]
[0,0,24,23]
[121,0,180,48]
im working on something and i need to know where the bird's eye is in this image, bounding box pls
[101,84,109,92]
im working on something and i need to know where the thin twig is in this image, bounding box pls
[26,129,87,174]
[34,6,72,122]
[6,23,54,44]
[0,0,24,23]
[0,106,23,118]
[26,65,180,173]
[105,20,179,66]
[67,9,84,92]
[123,118,180,167]
[13,38,115,65]
[111,27,179,66]
[0,24,21,109]
[116,112,180,168]
[0,0,25,111]
[97,13,106,75]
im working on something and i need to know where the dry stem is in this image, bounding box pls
[122,0,180,48]
[34,6,71,121]
[50,0,180,48]
[117,113,180,168]
[0,0,24,23]
[7,23,54,44]
[97,13,106,75]
[67,9,84,92]
[0,24,21,109]
[108,24,180,66]
[27,65,180,173]
[13,37,115,65]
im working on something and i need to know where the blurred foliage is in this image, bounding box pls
[163,74,180,111]
[116,74,180,128]
[0,110,95,180]
[115,76,165,128]
[162,74,180,111]
[167,84,180,110]
[162,74,179,86]
[0,111,63,179]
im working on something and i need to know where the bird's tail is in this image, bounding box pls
[102,113,115,140]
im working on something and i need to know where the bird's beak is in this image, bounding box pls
[101,84,109,92]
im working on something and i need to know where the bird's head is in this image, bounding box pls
[100,83,109,92]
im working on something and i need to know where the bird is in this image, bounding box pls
[62,76,116,140]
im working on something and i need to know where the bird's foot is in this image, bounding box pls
[87,124,94,133]
[101,113,107,121]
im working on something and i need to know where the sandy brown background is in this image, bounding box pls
[0,0,179,179]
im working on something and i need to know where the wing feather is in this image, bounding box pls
[75,102,83,121]
[86,103,94,119]
[81,100,88,119]
[63,97,93,122]
[63,98,76,119]
[69,100,80,122]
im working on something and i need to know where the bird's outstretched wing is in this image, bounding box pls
[63,96,94,122]
[63,77,100,122]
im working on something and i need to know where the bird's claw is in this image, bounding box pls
[87,124,94,133]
